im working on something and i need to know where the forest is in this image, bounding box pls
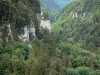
[0,0,100,75]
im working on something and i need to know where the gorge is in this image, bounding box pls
[0,0,100,75]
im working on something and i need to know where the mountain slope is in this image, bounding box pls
[40,0,60,11]
[52,0,100,49]
[1,0,100,75]
[40,0,60,22]
[40,0,72,22]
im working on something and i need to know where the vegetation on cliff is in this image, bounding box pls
[0,0,100,75]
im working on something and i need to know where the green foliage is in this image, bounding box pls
[42,12,49,20]
[90,70,100,75]
[0,0,40,37]
[40,0,60,22]
[0,42,28,75]
[76,67,93,75]
[52,0,100,49]
[0,0,100,75]
[67,68,79,75]
[49,69,57,75]
[0,1,9,24]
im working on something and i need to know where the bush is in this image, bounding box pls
[49,69,57,75]
[67,68,79,75]
[76,67,93,75]
[73,57,84,67]
[0,54,11,75]
[42,12,49,20]
[90,70,100,75]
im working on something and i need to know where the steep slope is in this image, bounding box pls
[40,0,60,22]
[40,0,72,22]
[52,0,100,49]
[40,0,60,11]
[0,0,50,42]
[1,0,100,75]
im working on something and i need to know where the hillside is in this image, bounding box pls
[0,0,41,42]
[40,0,72,22]
[52,0,100,49]
[40,0,60,22]
[40,0,60,11]
[0,0,100,75]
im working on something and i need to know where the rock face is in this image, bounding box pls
[18,12,51,42]
[0,15,51,42]
[70,12,86,19]
[17,11,51,42]
[18,22,36,42]
[40,20,51,32]
[0,14,51,42]
[0,0,51,43]
[18,26,29,42]
[0,0,41,43]
[40,12,51,33]
[6,23,14,42]
[0,22,36,42]
[0,23,14,42]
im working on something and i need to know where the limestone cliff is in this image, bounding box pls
[0,0,51,43]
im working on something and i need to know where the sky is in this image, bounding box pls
[55,0,72,7]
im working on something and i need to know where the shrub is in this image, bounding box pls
[67,68,79,75]
[76,67,93,75]
[73,57,84,67]
[90,70,100,75]
[49,69,57,75]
